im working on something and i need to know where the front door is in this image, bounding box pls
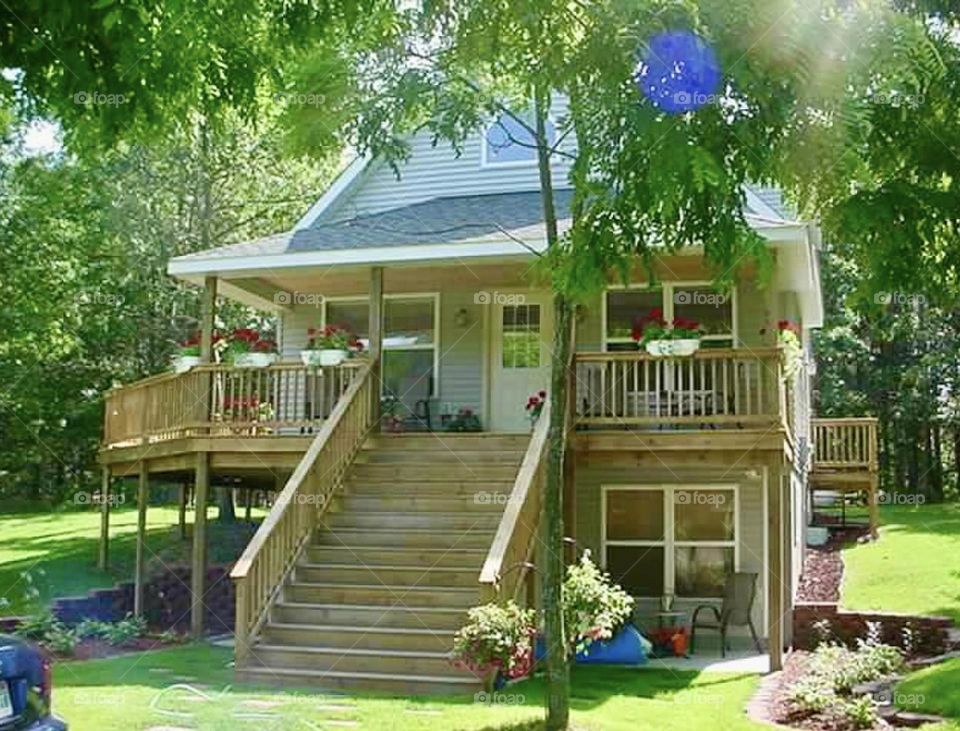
[489,294,554,432]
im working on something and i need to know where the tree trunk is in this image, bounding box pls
[217,486,236,523]
[532,89,571,731]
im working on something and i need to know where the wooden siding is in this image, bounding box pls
[572,462,767,637]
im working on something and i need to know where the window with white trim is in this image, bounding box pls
[603,284,734,352]
[603,486,737,598]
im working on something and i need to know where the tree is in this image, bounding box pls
[280,1,940,726]
[0,112,334,506]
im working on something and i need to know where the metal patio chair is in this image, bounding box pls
[689,572,763,657]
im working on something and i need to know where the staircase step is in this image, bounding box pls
[248,643,464,677]
[236,666,480,696]
[294,563,478,588]
[303,545,487,568]
[322,511,501,531]
[315,527,495,548]
[343,480,516,495]
[272,601,468,630]
[355,450,525,465]
[260,622,455,652]
[336,494,509,512]
[365,434,529,451]
[284,581,480,607]
[350,464,520,481]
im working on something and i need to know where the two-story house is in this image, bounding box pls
[97,110,879,694]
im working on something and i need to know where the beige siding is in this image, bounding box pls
[573,461,767,638]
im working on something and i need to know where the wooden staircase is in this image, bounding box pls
[235,433,529,694]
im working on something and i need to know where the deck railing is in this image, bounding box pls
[574,348,789,432]
[479,401,550,605]
[102,361,363,448]
[812,418,879,469]
[231,360,376,662]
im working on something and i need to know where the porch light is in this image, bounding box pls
[454,308,471,328]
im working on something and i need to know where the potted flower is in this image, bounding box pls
[301,325,357,367]
[225,328,278,368]
[776,319,803,377]
[525,390,547,426]
[444,407,482,432]
[563,551,646,664]
[632,309,703,356]
[451,601,536,692]
[172,333,202,373]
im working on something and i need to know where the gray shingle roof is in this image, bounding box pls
[172,186,791,264]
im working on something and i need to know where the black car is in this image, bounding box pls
[0,636,66,730]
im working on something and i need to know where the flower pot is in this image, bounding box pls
[671,338,701,356]
[172,355,201,374]
[233,352,277,368]
[300,350,325,368]
[644,339,700,357]
[644,340,671,356]
[317,349,348,367]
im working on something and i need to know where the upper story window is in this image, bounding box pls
[482,113,556,167]
[603,284,735,351]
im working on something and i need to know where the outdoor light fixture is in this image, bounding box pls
[454,308,471,327]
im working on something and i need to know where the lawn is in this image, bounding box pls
[51,643,766,731]
[0,504,265,616]
[896,657,960,731]
[840,503,960,622]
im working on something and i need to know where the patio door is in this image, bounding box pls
[489,294,554,432]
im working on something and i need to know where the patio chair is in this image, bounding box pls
[689,572,763,657]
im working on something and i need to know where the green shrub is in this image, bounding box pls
[563,550,634,654]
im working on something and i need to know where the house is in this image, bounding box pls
[97,109,879,694]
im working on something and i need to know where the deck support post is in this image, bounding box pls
[368,266,383,424]
[191,453,210,638]
[868,473,880,539]
[767,465,786,672]
[98,467,111,570]
[199,276,218,362]
[179,483,188,539]
[134,461,149,617]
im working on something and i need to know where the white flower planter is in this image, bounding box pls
[644,339,700,357]
[300,350,325,367]
[172,355,202,374]
[234,352,278,368]
[317,349,348,366]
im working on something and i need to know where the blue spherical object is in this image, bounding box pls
[637,31,722,114]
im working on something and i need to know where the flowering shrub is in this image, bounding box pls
[786,626,903,730]
[563,550,634,654]
[631,308,702,346]
[306,324,363,351]
[776,320,803,377]
[451,601,536,680]
[525,390,547,424]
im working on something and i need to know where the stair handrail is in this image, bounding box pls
[231,359,375,662]
[479,401,551,604]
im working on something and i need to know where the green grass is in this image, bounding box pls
[840,503,960,622]
[896,657,960,731]
[0,504,266,616]
[51,643,766,731]
[0,506,183,615]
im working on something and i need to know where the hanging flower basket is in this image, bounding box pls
[233,352,278,369]
[302,325,362,368]
[633,309,703,357]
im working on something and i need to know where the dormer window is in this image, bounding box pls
[482,112,556,167]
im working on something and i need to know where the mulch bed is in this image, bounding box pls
[58,634,186,662]
[796,526,871,604]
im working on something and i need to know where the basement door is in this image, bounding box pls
[489,294,554,432]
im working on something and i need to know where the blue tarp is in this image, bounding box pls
[534,624,651,666]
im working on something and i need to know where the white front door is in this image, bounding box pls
[489,294,554,432]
